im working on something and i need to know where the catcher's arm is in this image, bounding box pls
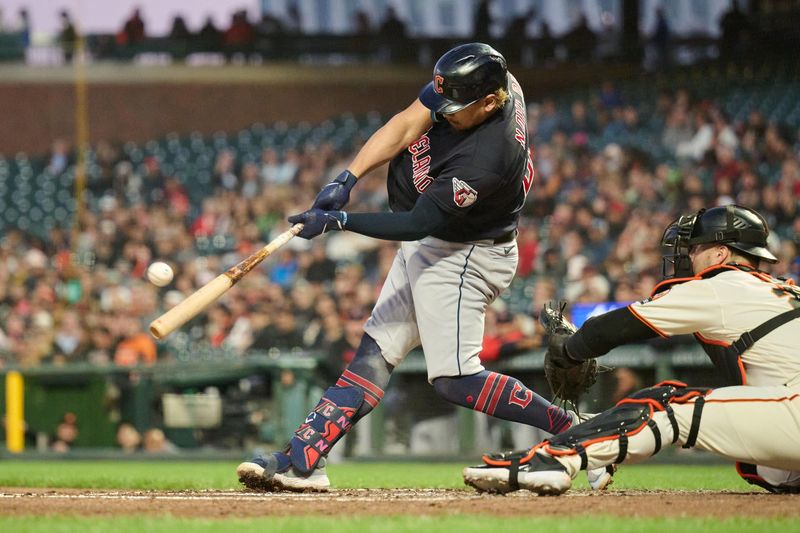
[564,306,659,362]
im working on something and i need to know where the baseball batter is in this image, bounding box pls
[237,43,608,492]
[465,205,800,495]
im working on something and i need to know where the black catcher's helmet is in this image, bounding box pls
[661,204,777,279]
[419,42,508,114]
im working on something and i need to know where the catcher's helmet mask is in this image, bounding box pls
[661,204,777,279]
[419,42,508,115]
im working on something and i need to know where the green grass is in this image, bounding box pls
[0,461,785,532]
[2,516,799,533]
[0,460,746,491]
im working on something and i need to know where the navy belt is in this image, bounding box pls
[492,230,517,244]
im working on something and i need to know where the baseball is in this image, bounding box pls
[146,262,174,287]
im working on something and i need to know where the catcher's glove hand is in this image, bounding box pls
[539,301,597,410]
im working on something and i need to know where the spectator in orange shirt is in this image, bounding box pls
[114,318,157,366]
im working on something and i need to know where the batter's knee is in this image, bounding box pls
[433,377,474,409]
[432,376,466,406]
[352,334,393,368]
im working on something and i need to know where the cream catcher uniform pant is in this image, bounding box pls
[554,382,800,482]
[364,236,518,382]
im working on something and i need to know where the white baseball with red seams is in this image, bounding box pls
[146,262,174,287]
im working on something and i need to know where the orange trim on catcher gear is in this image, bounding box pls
[481,442,544,467]
[654,380,689,388]
[671,390,706,403]
[649,274,700,297]
[704,393,800,404]
[617,397,667,411]
[693,332,731,347]
[737,358,748,386]
[627,304,669,338]
[542,404,656,457]
[692,333,747,385]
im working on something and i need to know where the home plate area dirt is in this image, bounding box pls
[1,488,798,518]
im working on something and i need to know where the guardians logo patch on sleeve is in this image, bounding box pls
[452,178,477,207]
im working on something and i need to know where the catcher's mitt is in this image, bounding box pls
[539,301,597,410]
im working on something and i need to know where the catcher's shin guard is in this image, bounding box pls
[483,381,710,470]
[289,386,364,474]
[542,380,710,467]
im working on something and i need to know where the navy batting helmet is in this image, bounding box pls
[419,43,508,115]
[661,204,777,278]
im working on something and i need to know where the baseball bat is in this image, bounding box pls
[149,224,304,339]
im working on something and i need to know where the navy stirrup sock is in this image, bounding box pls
[287,333,393,473]
[433,371,573,434]
[337,333,393,419]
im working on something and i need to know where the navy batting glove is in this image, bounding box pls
[312,170,358,211]
[288,209,347,239]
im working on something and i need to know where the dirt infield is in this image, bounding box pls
[1,488,797,518]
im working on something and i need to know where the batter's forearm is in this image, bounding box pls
[566,307,658,361]
[345,194,449,241]
[349,100,433,177]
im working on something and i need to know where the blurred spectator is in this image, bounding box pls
[473,0,492,43]
[719,2,750,63]
[118,8,146,46]
[352,10,372,59]
[116,422,141,453]
[649,7,671,70]
[598,81,623,110]
[564,15,596,62]
[611,367,642,403]
[256,11,285,37]
[51,412,79,452]
[17,8,31,48]
[143,428,178,454]
[224,10,256,60]
[481,305,540,363]
[113,318,157,366]
[58,10,77,63]
[169,15,191,40]
[536,21,556,64]
[250,305,304,352]
[378,7,409,63]
[52,310,86,363]
[198,16,223,51]
[505,9,535,65]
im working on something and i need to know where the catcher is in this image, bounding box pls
[464,204,800,495]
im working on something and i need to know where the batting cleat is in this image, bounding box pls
[463,453,572,496]
[587,465,616,491]
[237,453,330,492]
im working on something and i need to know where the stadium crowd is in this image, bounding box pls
[0,81,798,374]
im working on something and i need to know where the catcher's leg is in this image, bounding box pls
[736,463,800,494]
[237,334,392,492]
[463,381,710,494]
[433,371,574,433]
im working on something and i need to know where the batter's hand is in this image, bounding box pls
[288,209,347,239]
[312,170,358,210]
